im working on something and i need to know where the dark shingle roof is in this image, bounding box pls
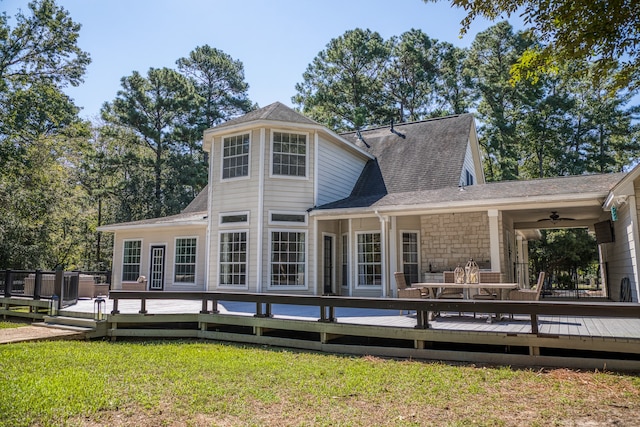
[182,185,208,213]
[316,172,627,211]
[211,102,318,130]
[338,114,474,200]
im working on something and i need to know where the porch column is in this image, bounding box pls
[348,218,354,296]
[488,209,501,272]
[389,216,398,296]
[376,211,389,298]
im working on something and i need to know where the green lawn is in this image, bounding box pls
[1,339,639,426]
[0,320,28,329]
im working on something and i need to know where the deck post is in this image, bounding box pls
[139,298,147,314]
[531,313,539,334]
[415,310,430,329]
[111,298,119,314]
[33,270,42,300]
[4,270,12,297]
[200,298,209,314]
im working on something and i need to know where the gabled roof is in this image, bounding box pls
[337,114,474,201]
[182,185,208,213]
[210,102,318,131]
[314,172,627,213]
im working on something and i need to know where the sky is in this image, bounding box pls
[3,0,516,121]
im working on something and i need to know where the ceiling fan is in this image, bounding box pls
[538,211,575,224]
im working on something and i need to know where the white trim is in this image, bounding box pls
[267,228,308,290]
[172,236,198,286]
[628,195,640,302]
[220,131,251,182]
[219,211,250,227]
[314,131,319,206]
[98,218,207,232]
[354,230,383,289]
[217,229,250,290]
[268,210,308,226]
[269,129,310,180]
[257,128,266,292]
[348,219,354,296]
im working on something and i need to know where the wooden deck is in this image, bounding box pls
[54,296,640,372]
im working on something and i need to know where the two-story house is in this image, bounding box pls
[100,102,640,303]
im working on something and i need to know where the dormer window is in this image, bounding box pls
[465,169,474,186]
[272,131,307,177]
[222,133,250,179]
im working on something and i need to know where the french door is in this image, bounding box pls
[149,245,165,291]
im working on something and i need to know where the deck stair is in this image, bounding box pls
[40,311,107,338]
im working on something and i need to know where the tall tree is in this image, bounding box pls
[176,45,253,129]
[433,42,473,115]
[466,22,534,181]
[292,28,392,131]
[0,0,91,269]
[383,29,438,122]
[425,0,640,92]
[102,67,201,218]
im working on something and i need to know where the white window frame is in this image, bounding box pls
[268,229,308,290]
[268,210,308,226]
[173,236,198,285]
[400,230,420,286]
[122,239,142,282]
[218,229,249,289]
[355,231,382,288]
[219,211,250,227]
[270,129,309,179]
[220,132,251,181]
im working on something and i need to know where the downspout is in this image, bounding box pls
[375,210,389,298]
[205,139,214,291]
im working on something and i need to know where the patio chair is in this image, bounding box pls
[395,272,422,314]
[509,272,546,301]
[472,272,502,300]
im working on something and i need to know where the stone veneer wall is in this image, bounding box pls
[420,212,491,273]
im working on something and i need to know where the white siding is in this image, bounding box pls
[601,192,639,302]
[316,135,368,206]
[112,226,207,291]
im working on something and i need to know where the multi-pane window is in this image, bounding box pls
[271,231,305,286]
[272,132,306,177]
[402,232,419,285]
[342,234,349,287]
[122,240,141,282]
[219,232,247,286]
[222,134,250,179]
[174,238,197,283]
[357,233,381,286]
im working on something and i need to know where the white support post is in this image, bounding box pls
[488,209,501,272]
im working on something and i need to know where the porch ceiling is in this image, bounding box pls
[507,204,606,233]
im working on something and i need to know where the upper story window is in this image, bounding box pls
[272,131,307,177]
[269,211,307,226]
[222,133,250,179]
[220,211,249,226]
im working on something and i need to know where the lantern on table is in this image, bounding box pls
[465,258,479,284]
[453,265,465,284]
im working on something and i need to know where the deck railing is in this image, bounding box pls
[108,290,640,334]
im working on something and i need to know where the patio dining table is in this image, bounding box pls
[412,282,519,300]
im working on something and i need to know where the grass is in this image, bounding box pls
[0,339,639,426]
[0,320,28,329]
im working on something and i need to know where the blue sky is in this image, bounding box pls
[3,0,514,120]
